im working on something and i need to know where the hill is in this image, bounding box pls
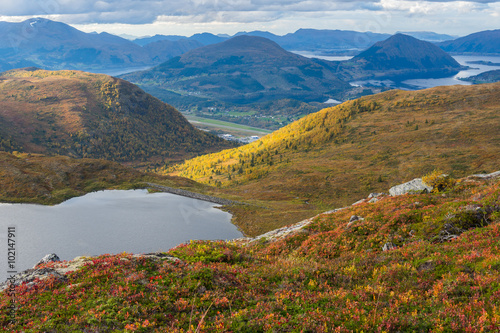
[143,39,203,63]
[1,172,499,331]
[0,68,234,165]
[338,34,463,81]
[167,82,500,236]
[0,18,152,71]
[439,29,500,54]
[122,35,350,105]
[461,69,500,84]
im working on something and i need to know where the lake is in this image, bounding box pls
[0,190,242,282]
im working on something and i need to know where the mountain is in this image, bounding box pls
[278,28,390,54]
[143,39,203,63]
[122,35,350,105]
[397,31,458,42]
[133,29,392,55]
[461,69,500,84]
[338,33,463,81]
[189,32,228,45]
[133,34,188,46]
[0,68,234,164]
[168,82,500,236]
[0,18,151,71]
[438,29,500,54]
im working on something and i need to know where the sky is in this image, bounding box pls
[0,0,499,38]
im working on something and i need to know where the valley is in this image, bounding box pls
[0,18,500,332]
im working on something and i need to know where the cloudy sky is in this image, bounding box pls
[0,0,499,38]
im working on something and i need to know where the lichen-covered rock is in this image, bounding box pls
[389,178,433,196]
[382,242,396,251]
[0,268,67,292]
[34,253,60,268]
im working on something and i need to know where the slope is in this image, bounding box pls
[0,68,234,165]
[338,33,463,81]
[167,82,500,235]
[122,35,350,105]
[439,29,500,54]
[2,173,499,331]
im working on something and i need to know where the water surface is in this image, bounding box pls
[0,190,242,282]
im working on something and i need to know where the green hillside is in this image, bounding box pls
[1,173,499,331]
[0,68,234,165]
[168,82,500,235]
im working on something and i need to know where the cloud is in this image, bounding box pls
[0,0,498,38]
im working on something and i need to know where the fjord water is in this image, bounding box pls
[403,55,500,88]
[0,190,242,282]
[297,52,500,89]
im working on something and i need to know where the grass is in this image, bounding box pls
[184,115,272,135]
[1,174,499,332]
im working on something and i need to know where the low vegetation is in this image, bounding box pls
[1,174,499,332]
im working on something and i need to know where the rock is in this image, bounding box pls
[417,260,435,272]
[34,253,61,268]
[382,242,396,251]
[347,215,364,227]
[368,192,386,199]
[0,268,67,292]
[134,252,183,263]
[367,193,386,203]
[349,215,364,223]
[389,178,433,196]
[470,171,500,180]
[352,198,367,206]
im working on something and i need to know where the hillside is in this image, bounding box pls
[439,29,500,54]
[461,69,500,84]
[0,151,193,204]
[338,34,463,81]
[168,82,500,236]
[122,35,350,105]
[1,173,499,331]
[0,68,234,165]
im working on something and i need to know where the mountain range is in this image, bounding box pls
[122,35,350,105]
[438,29,500,54]
[123,34,464,114]
[0,18,203,72]
[0,68,234,164]
[1,17,498,75]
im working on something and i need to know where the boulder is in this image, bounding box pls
[34,253,61,268]
[382,242,396,251]
[389,178,432,196]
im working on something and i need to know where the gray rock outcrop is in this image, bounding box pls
[389,178,432,196]
[34,253,61,268]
